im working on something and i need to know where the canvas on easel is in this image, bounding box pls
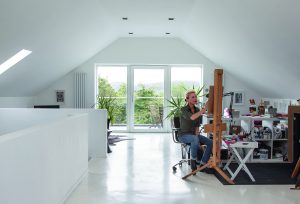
[207,86,214,115]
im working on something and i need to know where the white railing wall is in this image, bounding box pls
[0,108,108,158]
[0,114,88,204]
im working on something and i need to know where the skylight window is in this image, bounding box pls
[0,49,32,75]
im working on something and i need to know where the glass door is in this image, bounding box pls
[130,66,167,132]
[96,66,128,131]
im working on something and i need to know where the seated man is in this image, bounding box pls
[178,90,212,173]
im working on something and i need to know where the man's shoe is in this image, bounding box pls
[191,160,197,175]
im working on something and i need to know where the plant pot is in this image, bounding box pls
[173,117,180,128]
[107,119,111,130]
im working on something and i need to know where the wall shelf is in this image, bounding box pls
[203,115,288,163]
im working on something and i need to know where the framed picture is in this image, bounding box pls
[56,90,65,103]
[233,91,244,105]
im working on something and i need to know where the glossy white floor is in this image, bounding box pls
[65,133,299,204]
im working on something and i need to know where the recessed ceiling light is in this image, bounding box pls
[122,17,128,20]
[0,49,32,75]
[165,32,171,35]
[168,17,175,21]
[128,32,133,35]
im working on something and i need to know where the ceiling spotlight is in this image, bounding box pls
[122,17,128,20]
[165,32,171,35]
[128,32,133,35]
[168,17,175,21]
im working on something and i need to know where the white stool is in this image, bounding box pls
[223,141,258,182]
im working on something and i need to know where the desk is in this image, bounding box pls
[223,141,258,182]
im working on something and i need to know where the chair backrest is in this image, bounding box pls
[172,128,181,143]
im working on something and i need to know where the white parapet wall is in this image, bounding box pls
[0,108,108,158]
[0,113,88,204]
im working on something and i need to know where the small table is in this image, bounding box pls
[223,141,258,182]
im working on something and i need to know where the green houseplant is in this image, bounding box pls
[97,94,116,129]
[165,96,185,128]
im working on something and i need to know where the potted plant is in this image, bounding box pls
[97,94,116,129]
[165,96,185,128]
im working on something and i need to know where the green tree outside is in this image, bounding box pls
[97,78,201,126]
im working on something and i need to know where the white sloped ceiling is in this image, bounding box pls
[0,0,118,96]
[181,0,300,98]
[0,0,299,98]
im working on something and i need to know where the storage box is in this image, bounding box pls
[259,149,268,160]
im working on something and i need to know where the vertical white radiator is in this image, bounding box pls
[74,72,87,108]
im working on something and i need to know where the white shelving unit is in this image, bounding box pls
[202,115,288,163]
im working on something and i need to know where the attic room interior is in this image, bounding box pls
[0,0,300,203]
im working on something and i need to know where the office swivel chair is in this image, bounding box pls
[172,125,205,172]
[172,128,191,172]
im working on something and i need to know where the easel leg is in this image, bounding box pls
[214,166,235,185]
[291,157,300,190]
[182,159,234,184]
[290,174,300,190]
[291,157,300,178]
[182,162,210,179]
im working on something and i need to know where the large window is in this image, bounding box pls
[96,65,203,132]
[171,67,203,98]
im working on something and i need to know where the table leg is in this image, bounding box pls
[231,147,255,182]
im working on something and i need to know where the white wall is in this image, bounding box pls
[262,98,298,114]
[0,114,88,204]
[0,97,33,108]
[33,73,74,108]
[223,71,261,114]
[34,38,215,108]
[34,37,261,115]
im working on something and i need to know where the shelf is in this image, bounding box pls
[251,158,287,163]
[254,139,272,141]
[250,116,287,121]
[202,114,290,163]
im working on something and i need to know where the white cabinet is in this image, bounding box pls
[202,115,288,162]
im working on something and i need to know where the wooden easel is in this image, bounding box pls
[182,69,234,184]
[291,157,300,190]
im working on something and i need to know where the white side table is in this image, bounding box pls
[223,141,258,182]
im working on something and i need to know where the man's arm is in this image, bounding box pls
[190,103,207,121]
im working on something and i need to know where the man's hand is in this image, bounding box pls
[202,101,208,110]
